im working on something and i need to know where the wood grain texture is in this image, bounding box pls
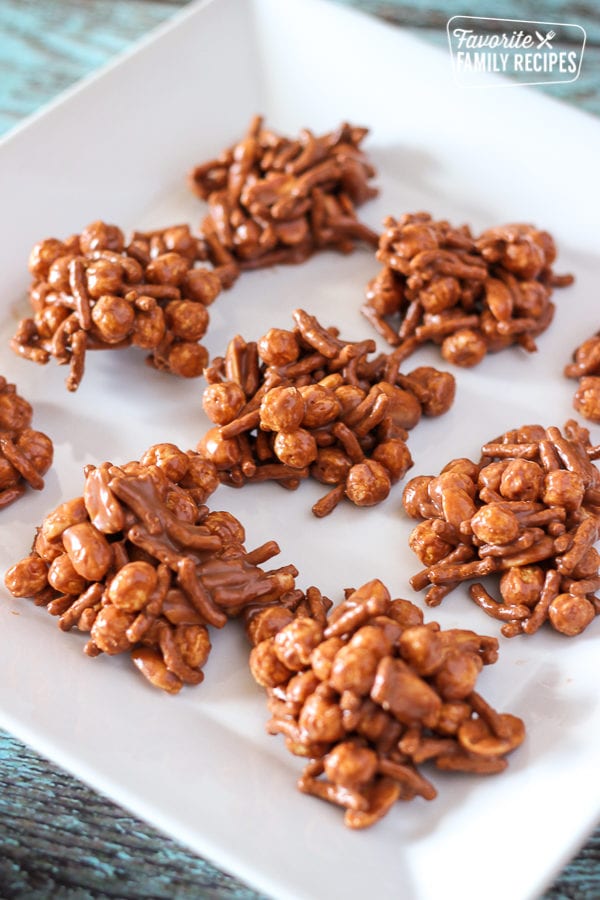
[1,0,599,898]
[334,0,600,117]
[0,731,263,899]
[0,0,184,134]
[331,0,600,41]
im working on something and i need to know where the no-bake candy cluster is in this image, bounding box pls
[4,443,297,693]
[0,376,53,509]
[197,309,455,516]
[189,116,379,278]
[404,421,600,637]
[363,213,573,366]
[11,222,226,391]
[247,578,524,828]
[565,329,600,423]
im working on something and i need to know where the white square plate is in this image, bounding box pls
[1,1,600,898]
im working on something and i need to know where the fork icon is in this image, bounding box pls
[535,29,556,48]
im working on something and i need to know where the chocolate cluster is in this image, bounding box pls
[197,309,456,516]
[4,443,297,692]
[404,421,600,637]
[0,376,53,509]
[565,329,600,423]
[189,116,379,278]
[363,213,573,366]
[11,222,226,390]
[247,579,524,829]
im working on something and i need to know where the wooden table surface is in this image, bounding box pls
[1,1,599,897]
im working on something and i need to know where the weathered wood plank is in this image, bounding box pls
[0,0,188,134]
[332,3,600,118]
[0,730,264,898]
[405,27,600,119]
[2,724,600,898]
[331,0,600,43]
[0,0,598,135]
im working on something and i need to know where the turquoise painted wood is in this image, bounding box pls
[0,0,599,134]
[334,0,600,117]
[0,0,183,135]
[1,1,599,898]
[0,731,261,897]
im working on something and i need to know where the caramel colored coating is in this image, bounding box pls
[260,386,305,432]
[344,460,391,507]
[273,429,318,468]
[499,459,543,501]
[0,381,32,431]
[564,331,600,423]
[274,618,324,670]
[258,328,300,367]
[371,438,413,484]
[91,606,134,655]
[376,383,421,430]
[47,553,87,595]
[62,522,112,582]
[188,117,378,278]
[4,556,49,597]
[0,376,53,510]
[246,578,522,829]
[404,421,600,638]
[202,382,246,425]
[458,711,524,757]
[543,469,585,511]
[11,223,225,391]
[499,566,545,607]
[197,310,458,516]
[363,213,572,366]
[197,427,242,470]
[91,295,135,343]
[250,639,292,688]
[5,444,298,693]
[471,504,519,545]
[107,561,158,612]
[299,384,341,428]
[399,367,455,417]
[548,593,595,635]
[573,376,600,423]
[441,328,487,367]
